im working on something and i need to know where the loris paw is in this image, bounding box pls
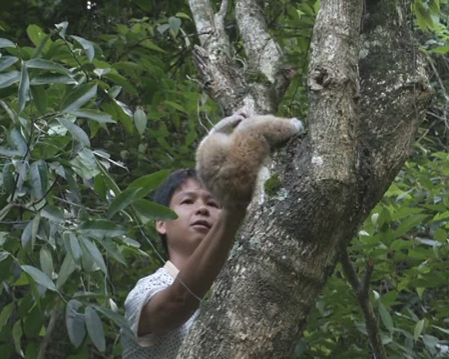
[291,118,304,133]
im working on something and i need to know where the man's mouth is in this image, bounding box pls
[191,220,211,229]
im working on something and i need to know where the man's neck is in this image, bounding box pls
[168,251,191,272]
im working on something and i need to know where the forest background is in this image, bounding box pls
[0,0,448,358]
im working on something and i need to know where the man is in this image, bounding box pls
[122,168,248,359]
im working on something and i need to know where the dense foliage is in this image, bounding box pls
[0,1,448,358]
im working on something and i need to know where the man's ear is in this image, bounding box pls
[156,220,167,235]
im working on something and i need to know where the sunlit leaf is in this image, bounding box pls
[0,71,20,89]
[58,117,90,147]
[18,62,30,113]
[0,56,19,72]
[133,108,148,135]
[73,109,115,123]
[27,59,72,75]
[71,35,95,62]
[31,74,77,85]
[414,319,425,342]
[21,265,57,291]
[0,38,15,48]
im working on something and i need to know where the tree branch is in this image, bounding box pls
[340,250,387,359]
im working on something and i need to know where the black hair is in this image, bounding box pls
[152,168,200,257]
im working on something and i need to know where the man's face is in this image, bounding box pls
[156,178,221,257]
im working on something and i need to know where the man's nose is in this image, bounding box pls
[195,204,209,215]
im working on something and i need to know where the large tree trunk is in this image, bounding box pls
[178,0,433,358]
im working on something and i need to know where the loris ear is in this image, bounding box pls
[156,220,167,235]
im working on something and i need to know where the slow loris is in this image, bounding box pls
[196,111,304,207]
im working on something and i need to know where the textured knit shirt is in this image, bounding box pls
[122,261,199,359]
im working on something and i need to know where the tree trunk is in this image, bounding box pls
[178,0,433,358]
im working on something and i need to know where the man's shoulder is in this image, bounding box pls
[134,266,174,288]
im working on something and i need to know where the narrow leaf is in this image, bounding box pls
[18,62,30,113]
[108,188,141,218]
[0,38,15,48]
[56,254,76,288]
[414,319,425,342]
[68,232,82,264]
[31,74,77,85]
[39,247,54,278]
[21,265,57,291]
[81,239,107,274]
[133,199,178,220]
[85,307,106,352]
[73,109,115,123]
[379,303,394,333]
[0,71,20,89]
[27,59,71,75]
[128,169,170,198]
[0,56,19,72]
[58,117,90,147]
[41,205,63,223]
[77,220,126,238]
[60,83,97,113]
[30,86,48,114]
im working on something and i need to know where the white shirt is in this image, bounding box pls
[121,261,199,359]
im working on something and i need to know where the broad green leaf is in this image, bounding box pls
[414,319,425,342]
[168,17,182,35]
[39,247,54,278]
[0,303,14,327]
[0,56,19,72]
[32,33,51,59]
[18,62,30,113]
[379,303,394,333]
[73,109,115,123]
[141,39,166,53]
[70,148,99,179]
[21,221,33,248]
[21,265,57,291]
[58,117,90,147]
[71,35,95,62]
[133,199,178,221]
[134,108,148,135]
[128,169,170,198]
[108,188,141,218]
[429,45,449,54]
[66,300,86,348]
[30,161,45,199]
[94,305,131,330]
[60,83,97,113]
[11,127,27,155]
[0,71,20,89]
[30,86,48,114]
[26,59,71,75]
[56,254,76,288]
[2,163,15,194]
[41,205,63,223]
[0,38,15,48]
[104,72,138,96]
[31,74,77,85]
[81,239,107,273]
[96,238,126,265]
[27,25,47,48]
[85,307,106,352]
[385,214,429,241]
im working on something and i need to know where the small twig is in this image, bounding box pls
[36,306,59,359]
[340,249,388,359]
[0,100,15,122]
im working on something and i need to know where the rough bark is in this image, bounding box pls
[179,0,433,358]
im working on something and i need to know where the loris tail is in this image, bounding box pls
[196,112,304,207]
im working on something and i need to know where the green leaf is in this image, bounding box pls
[66,300,86,348]
[11,127,27,155]
[96,238,126,265]
[39,247,54,278]
[60,83,98,113]
[108,188,141,218]
[104,72,138,96]
[73,109,115,123]
[41,205,63,223]
[429,45,449,54]
[133,199,178,221]
[80,238,107,273]
[0,38,15,48]
[30,161,44,199]
[0,303,14,327]
[164,100,187,113]
[31,74,77,85]
[67,232,82,264]
[128,169,170,198]
[379,303,394,333]
[27,25,47,48]
[58,117,91,147]
[21,265,57,291]
[0,71,20,89]
[133,108,148,135]
[71,35,95,62]
[56,254,76,288]
[168,17,182,35]
[12,320,23,356]
[30,86,48,114]
[94,305,131,330]
[85,307,106,352]
[0,56,19,72]
[414,319,425,342]
[18,62,30,113]
[141,39,166,53]
[78,220,126,238]
[55,21,69,39]
[386,214,429,241]
[0,251,9,262]
[26,59,71,75]
[21,221,33,248]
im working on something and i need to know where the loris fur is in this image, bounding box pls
[196,112,303,207]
